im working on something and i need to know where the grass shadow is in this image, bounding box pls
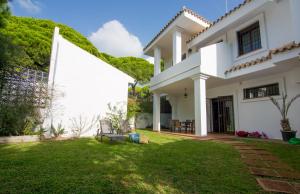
[0,130,262,193]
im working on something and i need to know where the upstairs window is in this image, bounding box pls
[238,21,262,56]
[243,83,279,100]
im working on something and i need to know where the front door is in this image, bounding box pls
[212,96,235,134]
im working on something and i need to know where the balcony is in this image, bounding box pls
[150,42,232,90]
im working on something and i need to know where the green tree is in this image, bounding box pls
[0,0,10,28]
[108,57,153,97]
[0,16,154,83]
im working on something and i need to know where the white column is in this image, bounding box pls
[154,47,161,76]
[172,28,182,65]
[153,92,161,132]
[192,74,209,136]
[289,0,300,42]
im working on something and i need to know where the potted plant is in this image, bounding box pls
[269,92,300,141]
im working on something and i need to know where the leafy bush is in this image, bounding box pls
[127,98,140,119]
[0,102,41,136]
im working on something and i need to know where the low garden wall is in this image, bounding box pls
[0,135,40,144]
[135,113,171,129]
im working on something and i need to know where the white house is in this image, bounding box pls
[46,27,134,137]
[144,0,300,139]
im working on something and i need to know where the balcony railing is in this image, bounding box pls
[150,42,232,89]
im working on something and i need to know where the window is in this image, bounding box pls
[238,22,262,56]
[243,83,279,99]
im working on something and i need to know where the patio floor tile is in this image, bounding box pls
[249,167,279,177]
[256,178,297,193]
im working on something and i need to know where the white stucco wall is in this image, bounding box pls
[207,0,295,71]
[46,28,134,137]
[206,67,300,139]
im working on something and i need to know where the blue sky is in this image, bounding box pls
[10,0,243,58]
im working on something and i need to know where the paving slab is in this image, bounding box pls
[293,182,300,193]
[242,159,269,168]
[260,155,279,161]
[276,170,300,180]
[233,146,264,150]
[254,150,273,155]
[266,162,293,170]
[241,153,262,160]
[256,178,297,193]
[249,167,279,177]
[238,150,272,156]
[238,149,258,154]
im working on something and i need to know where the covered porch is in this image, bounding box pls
[152,75,236,137]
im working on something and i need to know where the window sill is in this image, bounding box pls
[235,47,266,62]
[241,95,281,103]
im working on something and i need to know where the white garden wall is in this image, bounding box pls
[46,27,134,137]
[135,113,171,129]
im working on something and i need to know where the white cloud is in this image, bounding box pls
[89,20,143,57]
[17,0,41,14]
[144,56,154,64]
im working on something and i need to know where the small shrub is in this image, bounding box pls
[50,123,65,138]
[0,102,40,136]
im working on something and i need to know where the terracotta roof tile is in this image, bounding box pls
[187,0,253,44]
[143,7,211,52]
[225,41,300,74]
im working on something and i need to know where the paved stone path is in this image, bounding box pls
[218,139,300,193]
[161,132,300,193]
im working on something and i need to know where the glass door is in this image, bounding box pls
[212,96,235,134]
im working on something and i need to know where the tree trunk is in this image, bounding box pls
[281,119,291,131]
[131,81,138,99]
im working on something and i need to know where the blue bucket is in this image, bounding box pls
[128,133,140,143]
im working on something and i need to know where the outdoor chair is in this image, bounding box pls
[185,120,192,133]
[98,119,126,142]
[174,120,181,133]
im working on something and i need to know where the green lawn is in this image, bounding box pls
[0,130,261,194]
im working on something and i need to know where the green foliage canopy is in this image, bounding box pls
[0,16,154,84]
